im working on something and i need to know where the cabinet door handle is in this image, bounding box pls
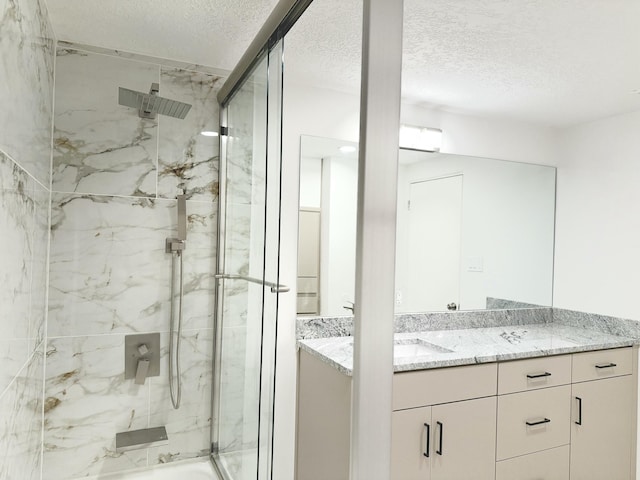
[526,418,551,426]
[423,423,430,458]
[436,421,443,455]
[575,397,582,425]
[526,372,552,379]
[595,362,617,369]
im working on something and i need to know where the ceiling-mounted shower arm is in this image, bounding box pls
[140,83,159,119]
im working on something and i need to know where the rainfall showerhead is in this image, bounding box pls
[118,83,192,120]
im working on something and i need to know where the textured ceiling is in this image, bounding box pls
[286,0,640,127]
[45,0,280,71]
[46,0,640,127]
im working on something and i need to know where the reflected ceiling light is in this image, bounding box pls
[200,131,219,137]
[399,124,442,152]
[339,145,357,154]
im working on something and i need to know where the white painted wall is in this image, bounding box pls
[401,103,560,166]
[554,109,640,318]
[274,81,562,478]
[299,156,322,208]
[553,109,640,478]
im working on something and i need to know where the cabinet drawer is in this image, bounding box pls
[393,363,497,410]
[496,445,569,480]
[498,355,571,395]
[572,347,632,383]
[497,385,571,460]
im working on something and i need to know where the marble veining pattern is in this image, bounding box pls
[0,346,44,480]
[157,68,222,201]
[147,329,213,464]
[44,335,150,479]
[46,45,222,479]
[0,0,55,186]
[48,193,216,336]
[53,49,159,197]
[299,323,636,376]
[0,152,37,394]
[297,307,554,340]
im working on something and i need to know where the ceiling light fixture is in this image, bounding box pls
[200,131,219,137]
[399,124,442,152]
[339,145,357,154]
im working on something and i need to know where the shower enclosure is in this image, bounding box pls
[211,41,285,480]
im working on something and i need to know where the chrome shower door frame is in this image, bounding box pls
[211,40,285,480]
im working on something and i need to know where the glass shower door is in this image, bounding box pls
[212,41,284,480]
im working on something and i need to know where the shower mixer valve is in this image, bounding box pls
[124,333,160,384]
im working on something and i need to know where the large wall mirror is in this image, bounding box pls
[297,135,556,316]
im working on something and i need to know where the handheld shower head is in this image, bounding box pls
[176,194,187,242]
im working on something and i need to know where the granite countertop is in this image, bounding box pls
[297,323,636,376]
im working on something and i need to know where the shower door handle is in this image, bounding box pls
[214,273,290,293]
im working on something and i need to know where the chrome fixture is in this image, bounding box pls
[124,333,160,385]
[116,426,168,453]
[214,273,290,293]
[166,193,187,409]
[399,124,443,152]
[118,83,192,120]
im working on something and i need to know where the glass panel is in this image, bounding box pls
[257,40,284,478]
[213,53,271,479]
[296,136,557,315]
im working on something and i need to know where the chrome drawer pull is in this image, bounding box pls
[526,418,551,427]
[595,362,617,369]
[526,372,552,379]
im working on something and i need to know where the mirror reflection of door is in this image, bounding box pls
[297,209,321,314]
[406,175,463,312]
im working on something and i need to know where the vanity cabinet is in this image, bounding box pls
[392,396,496,480]
[391,364,497,480]
[296,346,637,480]
[570,349,634,480]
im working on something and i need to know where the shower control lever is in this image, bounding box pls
[135,359,150,385]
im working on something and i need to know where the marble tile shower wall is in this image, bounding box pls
[44,46,223,479]
[0,0,55,477]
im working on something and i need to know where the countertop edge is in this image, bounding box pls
[298,330,637,377]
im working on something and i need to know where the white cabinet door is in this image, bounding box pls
[391,397,496,480]
[392,406,432,480]
[431,396,497,480]
[570,375,633,480]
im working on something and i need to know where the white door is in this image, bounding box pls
[407,175,463,311]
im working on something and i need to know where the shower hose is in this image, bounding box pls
[169,250,184,409]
